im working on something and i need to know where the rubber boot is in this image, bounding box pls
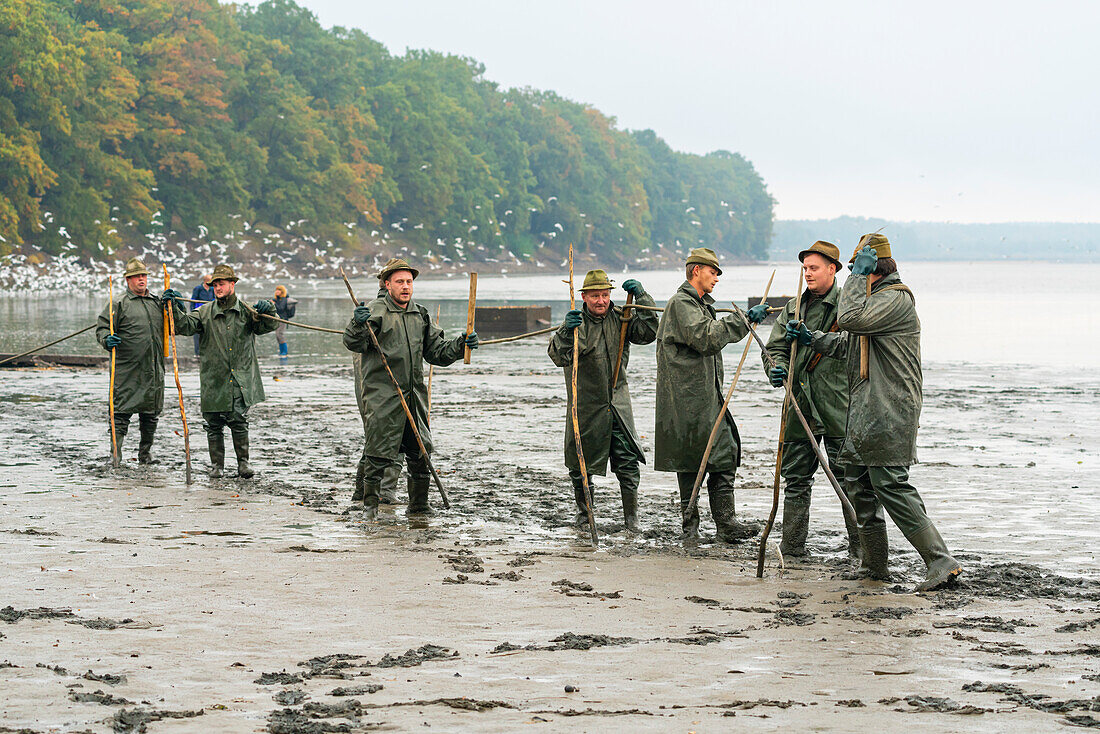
[278,342,288,360]
[231,428,254,479]
[379,462,401,504]
[710,473,758,544]
[907,523,962,591]
[137,416,158,465]
[407,474,433,516]
[841,525,890,581]
[677,475,700,541]
[362,481,380,521]
[843,510,862,563]
[110,420,127,464]
[620,482,639,533]
[779,501,810,557]
[207,432,225,478]
[571,474,594,528]
[352,458,365,503]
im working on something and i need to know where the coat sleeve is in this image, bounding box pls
[665,297,747,356]
[811,330,848,359]
[627,291,659,345]
[837,275,914,336]
[95,299,114,350]
[171,301,202,336]
[423,310,465,366]
[343,303,382,354]
[547,325,574,367]
[244,303,279,335]
[762,300,793,372]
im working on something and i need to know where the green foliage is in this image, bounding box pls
[0,0,773,262]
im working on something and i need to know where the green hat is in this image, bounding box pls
[579,269,614,291]
[123,257,149,278]
[850,233,891,262]
[685,247,722,276]
[210,264,239,283]
[378,257,419,282]
[798,240,842,268]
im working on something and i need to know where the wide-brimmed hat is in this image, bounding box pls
[850,233,892,262]
[579,269,615,291]
[210,264,239,283]
[798,240,843,268]
[686,247,722,276]
[123,257,150,278]
[377,257,419,282]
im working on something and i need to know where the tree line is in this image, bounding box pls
[0,0,774,264]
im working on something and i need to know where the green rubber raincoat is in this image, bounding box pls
[96,289,165,414]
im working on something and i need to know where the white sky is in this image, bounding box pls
[296,0,1098,223]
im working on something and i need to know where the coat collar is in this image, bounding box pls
[383,293,417,313]
[871,272,903,293]
[211,295,242,317]
[677,280,715,306]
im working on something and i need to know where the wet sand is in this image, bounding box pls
[1,342,1098,732]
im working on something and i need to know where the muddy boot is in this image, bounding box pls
[676,474,701,541]
[616,464,640,533]
[379,462,401,504]
[362,481,380,521]
[207,433,225,478]
[710,473,758,544]
[406,474,433,516]
[352,458,365,503]
[137,415,158,465]
[231,428,254,479]
[841,525,890,581]
[570,473,594,527]
[843,510,862,563]
[109,414,129,464]
[907,523,962,591]
[779,500,810,557]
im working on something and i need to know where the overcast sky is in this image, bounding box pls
[297,0,1097,223]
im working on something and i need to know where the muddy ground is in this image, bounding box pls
[1,338,1098,732]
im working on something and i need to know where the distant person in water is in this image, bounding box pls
[190,274,214,356]
[273,285,297,361]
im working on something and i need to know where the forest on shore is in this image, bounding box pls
[0,0,774,266]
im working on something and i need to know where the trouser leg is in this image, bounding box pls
[137,412,159,464]
[379,461,402,504]
[842,464,890,579]
[110,412,132,460]
[568,470,594,527]
[608,417,641,532]
[202,411,228,478]
[226,390,252,478]
[779,439,816,556]
[399,420,432,515]
[708,469,757,543]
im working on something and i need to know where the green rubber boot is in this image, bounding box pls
[407,474,433,516]
[907,524,962,591]
[207,432,225,479]
[841,525,890,581]
[779,501,810,557]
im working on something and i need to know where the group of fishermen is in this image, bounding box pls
[95,234,962,591]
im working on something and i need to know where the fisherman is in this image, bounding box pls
[190,274,215,356]
[547,271,658,532]
[654,248,770,542]
[762,241,860,558]
[789,234,962,590]
[344,258,478,519]
[272,285,297,360]
[95,257,165,464]
[162,264,278,479]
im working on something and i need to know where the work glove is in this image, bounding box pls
[850,245,878,276]
[563,309,583,330]
[353,305,371,324]
[746,303,770,324]
[785,320,814,347]
[253,299,276,316]
[105,334,122,349]
[768,365,787,388]
[621,279,644,297]
[464,331,480,350]
[161,288,182,303]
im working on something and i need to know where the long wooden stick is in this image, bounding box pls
[177,297,343,334]
[0,325,96,367]
[162,280,170,359]
[428,304,440,421]
[758,270,804,576]
[859,277,871,379]
[163,265,191,484]
[611,292,633,390]
[567,246,598,547]
[339,267,450,509]
[463,273,477,364]
[108,277,119,467]
[480,326,557,345]
[686,270,775,519]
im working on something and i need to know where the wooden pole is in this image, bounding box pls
[463,273,477,365]
[685,270,775,519]
[108,277,119,467]
[479,326,556,345]
[757,270,804,576]
[339,267,450,509]
[859,278,871,379]
[0,325,96,367]
[428,304,440,420]
[163,265,192,484]
[568,245,598,547]
[611,292,633,390]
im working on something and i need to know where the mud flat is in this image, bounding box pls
[0,343,1098,732]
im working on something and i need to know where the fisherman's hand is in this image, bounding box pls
[353,305,371,324]
[768,365,787,388]
[622,279,644,297]
[253,299,276,316]
[746,303,770,324]
[785,320,813,346]
[161,288,182,304]
[563,310,583,330]
[851,245,878,276]
[464,331,480,350]
[105,334,122,349]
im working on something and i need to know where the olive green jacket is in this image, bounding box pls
[811,272,922,466]
[96,289,165,414]
[763,280,848,440]
[547,291,658,475]
[343,294,465,460]
[654,281,750,472]
[171,295,277,412]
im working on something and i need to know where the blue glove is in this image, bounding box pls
[161,288,182,303]
[621,279,644,297]
[563,310,583,330]
[785,320,813,346]
[851,245,878,276]
[253,299,276,316]
[353,305,370,324]
[464,331,479,350]
[105,334,122,349]
[746,303,769,324]
[768,365,787,388]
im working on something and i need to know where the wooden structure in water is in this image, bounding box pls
[474,305,551,337]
